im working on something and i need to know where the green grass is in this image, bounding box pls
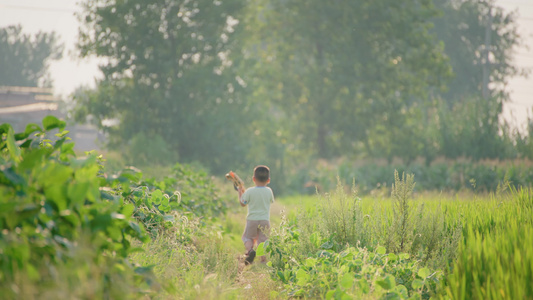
[207,182,531,299]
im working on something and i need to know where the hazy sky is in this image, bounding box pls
[0,0,532,130]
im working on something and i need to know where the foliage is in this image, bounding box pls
[284,158,533,195]
[240,0,451,161]
[514,113,533,160]
[439,187,533,299]
[0,116,231,298]
[72,0,527,174]
[436,97,515,160]
[263,175,464,299]
[0,25,63,87]
[432,0,524,105]
[2,116,533,298]
[0,117,150,299]
[102,161,227,238]
[74,0,249,173]
[129,217,241,299]
[391,171,417,253]
[264,218,443,299]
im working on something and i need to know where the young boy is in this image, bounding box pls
[237,165,275,265]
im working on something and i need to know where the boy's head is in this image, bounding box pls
[253,165,270,184]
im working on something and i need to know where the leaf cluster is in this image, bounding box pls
[0,116,155,298]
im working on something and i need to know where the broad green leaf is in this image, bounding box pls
[383,291,402,300]
[320,241,333,249]
[399,253,410,260]
[122,203,135,217]
[134,265,154,275]
[0,123,11,135]
[24,123,42,136]
[120,167,143,182]
[61,213,80,227]
[19,148,46,170]
[256,242,265,256]
[15,123,41,141]
[358,279,370,294]
[6,127,21,163]
[340,272,353,289]
[108,225,122,240]
[67,182,90,206]
[376,275,396,290]
[42,115,66,131]
[376,246,386,255]
[411,279,424,289]
[26,264,41,281]
[417,267,430,279]
[1,167,26,186]
[55,130,70,138]
[305,258,317,267]
[61,142,76,155]
[45,185,68,211]
[38,163,72,188]
[395,284,408,298]
[161,195,169,206]
[163,215,175,222]
[296,269,309,285]
[317,250,333,258]
[277,271,286,283]
[129,221,142,235]
[152,189,163,205]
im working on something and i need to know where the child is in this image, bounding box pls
[237,165,275,265]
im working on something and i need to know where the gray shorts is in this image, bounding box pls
[242,220,270,244]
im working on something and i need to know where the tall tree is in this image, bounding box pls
[0,25,63,87]
[75,0,248,172]
[432,0,524,160]
[433,0,523,105]
[240,0,451,161]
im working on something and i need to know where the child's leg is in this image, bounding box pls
[257,221,271,263]
[242,221,260,265]
[244,240,253,253]
[242,222,259,251]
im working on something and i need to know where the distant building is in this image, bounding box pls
[0,86,103,152]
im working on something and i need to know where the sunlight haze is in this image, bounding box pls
[0,0,531,129]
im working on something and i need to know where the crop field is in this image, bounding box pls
[1,119,533,300]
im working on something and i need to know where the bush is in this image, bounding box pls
[0,117,151,299]
[284,159,533,195]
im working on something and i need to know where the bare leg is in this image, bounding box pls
[245,240,253,253]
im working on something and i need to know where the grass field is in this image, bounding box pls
[126,176,533,299]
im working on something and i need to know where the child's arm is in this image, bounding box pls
[238,187,246,207]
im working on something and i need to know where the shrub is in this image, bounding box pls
[0,117,151,299]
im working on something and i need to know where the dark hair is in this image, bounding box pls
[254,165,270,182]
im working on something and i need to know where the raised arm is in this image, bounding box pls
[238,187,246,207]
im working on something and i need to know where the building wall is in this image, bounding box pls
[0,86,103,152]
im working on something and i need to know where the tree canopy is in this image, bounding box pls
[73,0,526,181]
[0,25,63,87]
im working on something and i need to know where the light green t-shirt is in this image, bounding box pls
[241,186,275,221]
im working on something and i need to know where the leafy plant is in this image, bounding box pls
[0,117,152,298]
[391,170,416,253]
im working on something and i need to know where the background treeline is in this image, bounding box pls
[2,0,531,194]
[286,158,533,195]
